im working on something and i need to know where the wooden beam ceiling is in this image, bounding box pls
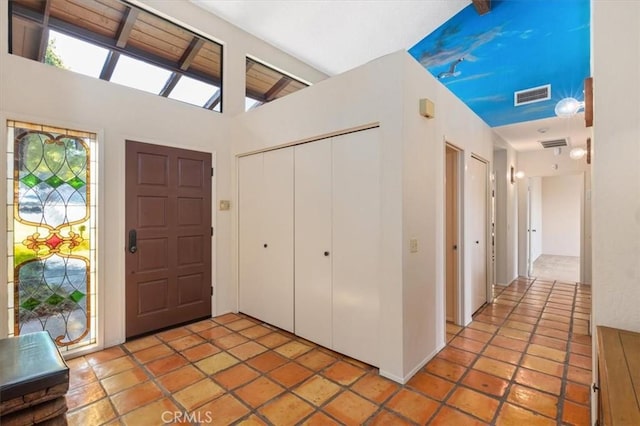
[160,37,205,97]
[115,7,139,48]
[100,6,138,80]
[36,0,52,62]
[472,0,491,15]
[264,76,291,102]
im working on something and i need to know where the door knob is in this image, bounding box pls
[263,243,268,248]
[128,229,137,253]
[324,251,330,256]
[475,241,479,244]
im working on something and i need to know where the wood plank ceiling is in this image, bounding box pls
[10,0,309,108]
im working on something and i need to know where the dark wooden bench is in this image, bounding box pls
[597,326,640,425]
[0,332,70,425]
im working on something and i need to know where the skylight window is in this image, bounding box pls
[110,55,173,95]
[48,30,109,79]
[10,0,223,112]
[245,97,261,111]
[168,75,220,111]
[245,57,310,111]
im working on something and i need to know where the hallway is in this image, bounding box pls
[65,278,592,425]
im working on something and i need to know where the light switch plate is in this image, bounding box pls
[410,239,418,253]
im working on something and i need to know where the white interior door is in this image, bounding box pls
[261,148,294,331]
[294,140,332,347]
[332,129,381,366]
[238,154,266,321]
[528,177,543,276]
[469,156,488,313]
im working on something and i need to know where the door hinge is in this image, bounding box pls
[211,227,214,236]
[211,286,214,296]
[211,167,214,177]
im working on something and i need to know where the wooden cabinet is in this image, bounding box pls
[597,326,640,425]
[238,149,294,332]
[239,128,381,366]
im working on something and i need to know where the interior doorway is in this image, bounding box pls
[445,144,461,324]
[125,140,213,338]
[526,174,583,282]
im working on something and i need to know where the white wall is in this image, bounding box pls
[541,174,582,256]
[493,145,519,286]
[516,148,591,281]
[591,2,640,423]
[232,51,494,382]
[0,0,326,348]
[592,1,640,332]
[401,54,494,377]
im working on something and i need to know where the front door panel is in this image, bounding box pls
[125,141,212,338]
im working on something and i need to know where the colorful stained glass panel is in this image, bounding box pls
[8,121,96,349]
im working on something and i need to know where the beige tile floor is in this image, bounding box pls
[65,277,592,425]
[532,254,580,283]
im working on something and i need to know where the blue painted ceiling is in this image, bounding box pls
[409,0,590,128]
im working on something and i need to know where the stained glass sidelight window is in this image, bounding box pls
[7,120,97,351]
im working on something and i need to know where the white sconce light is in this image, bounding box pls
[569,147,587,160]
[510,167,525,183]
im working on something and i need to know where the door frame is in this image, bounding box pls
[525,172,585,282]
[470,154,492,310]
[123,140,216,337]
[445,143,464,326]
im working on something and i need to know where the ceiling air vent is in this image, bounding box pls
[514,84,551,106]
[539,138,568,149]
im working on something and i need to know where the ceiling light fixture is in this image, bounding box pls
[555,97,585,117]
[569,147,587,160]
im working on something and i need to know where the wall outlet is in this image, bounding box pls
[410,239,418,253]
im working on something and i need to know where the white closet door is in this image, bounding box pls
[332,129,381,366]
[261,148,295,331]
[238,154,266,321]
[294,140,332,347]
[469,156,488,313]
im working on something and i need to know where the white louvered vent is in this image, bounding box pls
[539,138,568,149]
[514,84,551,106]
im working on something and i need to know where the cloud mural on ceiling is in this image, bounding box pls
[409,0,590,127]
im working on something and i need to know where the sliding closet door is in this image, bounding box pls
[238,149,294,332]
[332,130,381,366]
[261,148,295,332]
[238,154,265,322]
[294,140,332,347]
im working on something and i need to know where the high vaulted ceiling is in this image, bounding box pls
[191,0,469,76]
[191,0,592,151]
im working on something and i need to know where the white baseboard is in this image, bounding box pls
[379,344,444,384]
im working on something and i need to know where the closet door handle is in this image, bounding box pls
[324,251,330,256]
[263,243,268,248]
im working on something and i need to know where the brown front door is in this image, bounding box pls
[125,141,212,338]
